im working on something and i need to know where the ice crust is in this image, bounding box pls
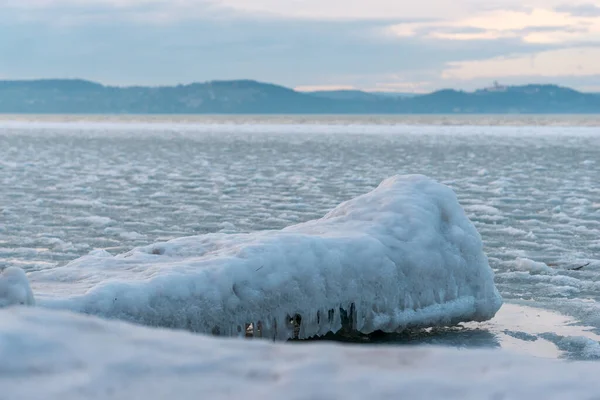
[2,307,600,400]
[0,267,35,308]
[14,175,502,339]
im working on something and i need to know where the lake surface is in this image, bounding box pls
[2,115,600,359]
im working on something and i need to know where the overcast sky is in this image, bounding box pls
[1,0,599,92]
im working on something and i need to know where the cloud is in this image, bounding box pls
[0,0,473,22]
[388,8,600,44]
[1,0,599,23]
[556,3,600,17]
[442,47,600,80]
[215,0,481,20]
[0,0,240,25]
[0,0,599,91]
[0,2,554,83]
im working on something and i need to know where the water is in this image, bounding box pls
[2,115,600,358]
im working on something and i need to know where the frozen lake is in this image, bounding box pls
[2,115,600,360]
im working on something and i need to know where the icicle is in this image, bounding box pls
[254,321,261,338]
[438,289,446,304]
[331,306,342,333]
[271,317,278,341]
[405,293,414,312]
[317,308,329,337]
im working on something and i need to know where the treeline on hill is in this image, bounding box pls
[0,79,599,114]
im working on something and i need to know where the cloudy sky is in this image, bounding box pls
[1,0,599,92]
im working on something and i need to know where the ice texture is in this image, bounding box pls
[19,175,502,339]
[0,267,35,308]
[2,306,600,400]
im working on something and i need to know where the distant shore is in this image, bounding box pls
[1,80,599,114]
[1,114,600,127]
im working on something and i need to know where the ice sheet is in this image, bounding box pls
[2,306,600,400]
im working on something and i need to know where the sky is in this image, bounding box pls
[0,0,599,92]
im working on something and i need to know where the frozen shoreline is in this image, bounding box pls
[3,171,597,359]
[463,303,600,359]
[300,302,600,360]
[3,175,501,340]
[3,115,600,400]
[2,305,600,400]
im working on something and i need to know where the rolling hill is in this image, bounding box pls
[0,79,598,114]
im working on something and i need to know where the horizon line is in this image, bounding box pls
[0,77,596,94]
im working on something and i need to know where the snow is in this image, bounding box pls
[512,258,556,275]
[540,333,600,359]
[77,216,114,226]
[3,306,600,400]
[464,204,502,215]
[15,175,501,340]
[117,231,146,240]
[0,267,35,308]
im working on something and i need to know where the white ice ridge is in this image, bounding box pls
[27,174,502,339]
[3,307,600,400]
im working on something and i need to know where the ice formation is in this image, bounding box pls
[0,267,35,308]
[2,307,600,400]
[20,175,502,339]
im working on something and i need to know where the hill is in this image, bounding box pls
[0,79,598,114]
[308,90,416,101]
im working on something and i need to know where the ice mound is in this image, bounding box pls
[0,267,35,308]
[2,307,600,400]
[28,174,502,339]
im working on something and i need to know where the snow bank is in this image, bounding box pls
[26,175,502,339]
[2,307,600,400]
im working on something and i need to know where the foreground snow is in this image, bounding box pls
[4,175,502,339]
[2,306,600,400]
